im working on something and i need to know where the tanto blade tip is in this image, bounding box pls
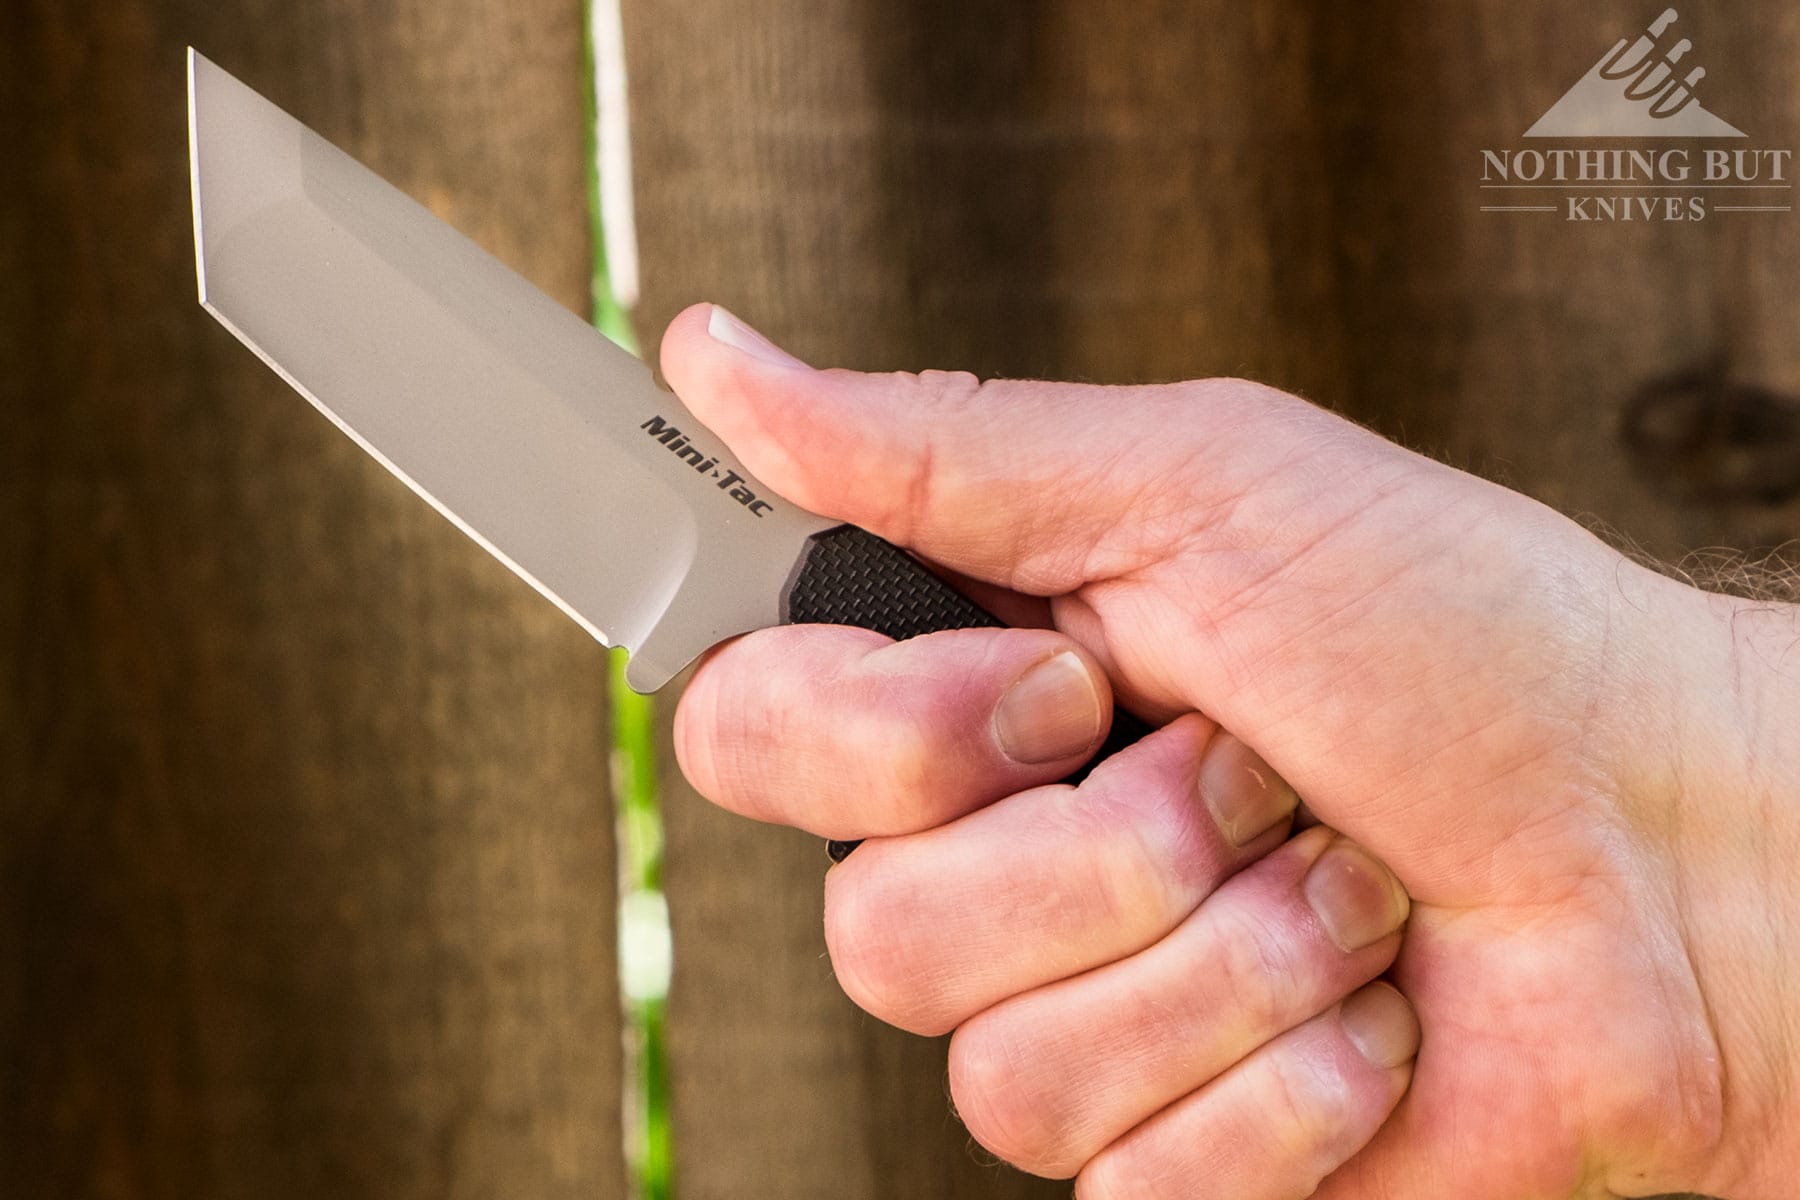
[180,50,834,686]
[183,48,634,658]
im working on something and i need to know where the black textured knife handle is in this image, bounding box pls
[781,525,1152,862]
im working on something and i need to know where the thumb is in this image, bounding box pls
[659,302,1318,595]
[658,304,1703,911]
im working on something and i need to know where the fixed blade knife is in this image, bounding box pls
[186,49,1139,841]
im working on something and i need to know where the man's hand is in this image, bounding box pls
[660,303,1800,1200]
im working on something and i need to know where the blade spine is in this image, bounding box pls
[199,298,616,649]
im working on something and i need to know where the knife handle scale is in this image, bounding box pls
[781,525,1152,862]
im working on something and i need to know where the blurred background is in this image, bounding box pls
[3,2,1796,1198]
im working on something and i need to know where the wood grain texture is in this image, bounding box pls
[0,2,625,1198]
[623,2,1794,1197]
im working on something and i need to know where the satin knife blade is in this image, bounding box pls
[187,49,1140,830]
[188,48,1005,689]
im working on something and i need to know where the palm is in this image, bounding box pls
[1347,890,1712,1198]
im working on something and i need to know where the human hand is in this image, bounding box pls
[660,303,1800,1200]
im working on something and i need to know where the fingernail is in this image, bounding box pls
[1303,836,1410,953]
[1340,982,1421,1069]
[707,304,808,370]
[1199,736,1298,846]
[992,651,1105,765]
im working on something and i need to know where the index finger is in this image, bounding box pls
[674,622,1114,839]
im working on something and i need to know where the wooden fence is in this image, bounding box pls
[4,0,1796,1196]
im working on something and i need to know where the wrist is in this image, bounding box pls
[1659,586,1800,1199]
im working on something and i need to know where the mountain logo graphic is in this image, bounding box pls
[1526,8,1745,138]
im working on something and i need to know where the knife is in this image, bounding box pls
[186,49,1143,855]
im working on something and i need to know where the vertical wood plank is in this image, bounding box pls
[629,2,1794,1198]
[622,3,1343,1196]
[0,2,627,1198]
[1294,0,1800,554]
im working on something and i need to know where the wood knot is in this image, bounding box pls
[1620,363,1800,504]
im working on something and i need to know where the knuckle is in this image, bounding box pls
[1261,1049,1352,1172]
[822,867,939,1033]
[1075,1145,1159,1200]
[1209,375,1305,419]
[947,1021,1063,1175]
[883,369,993,538]
[882,706,941,799]
[904,368,986,410]
[1080,815,1179,941]
[1220,375,1289,402]
[675,662,778,811]
[1070,727,1220,912]
[822,871,897,1014]
[840,694,947,834]
[669,690,721,800]
[1210,903,1307,1038]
